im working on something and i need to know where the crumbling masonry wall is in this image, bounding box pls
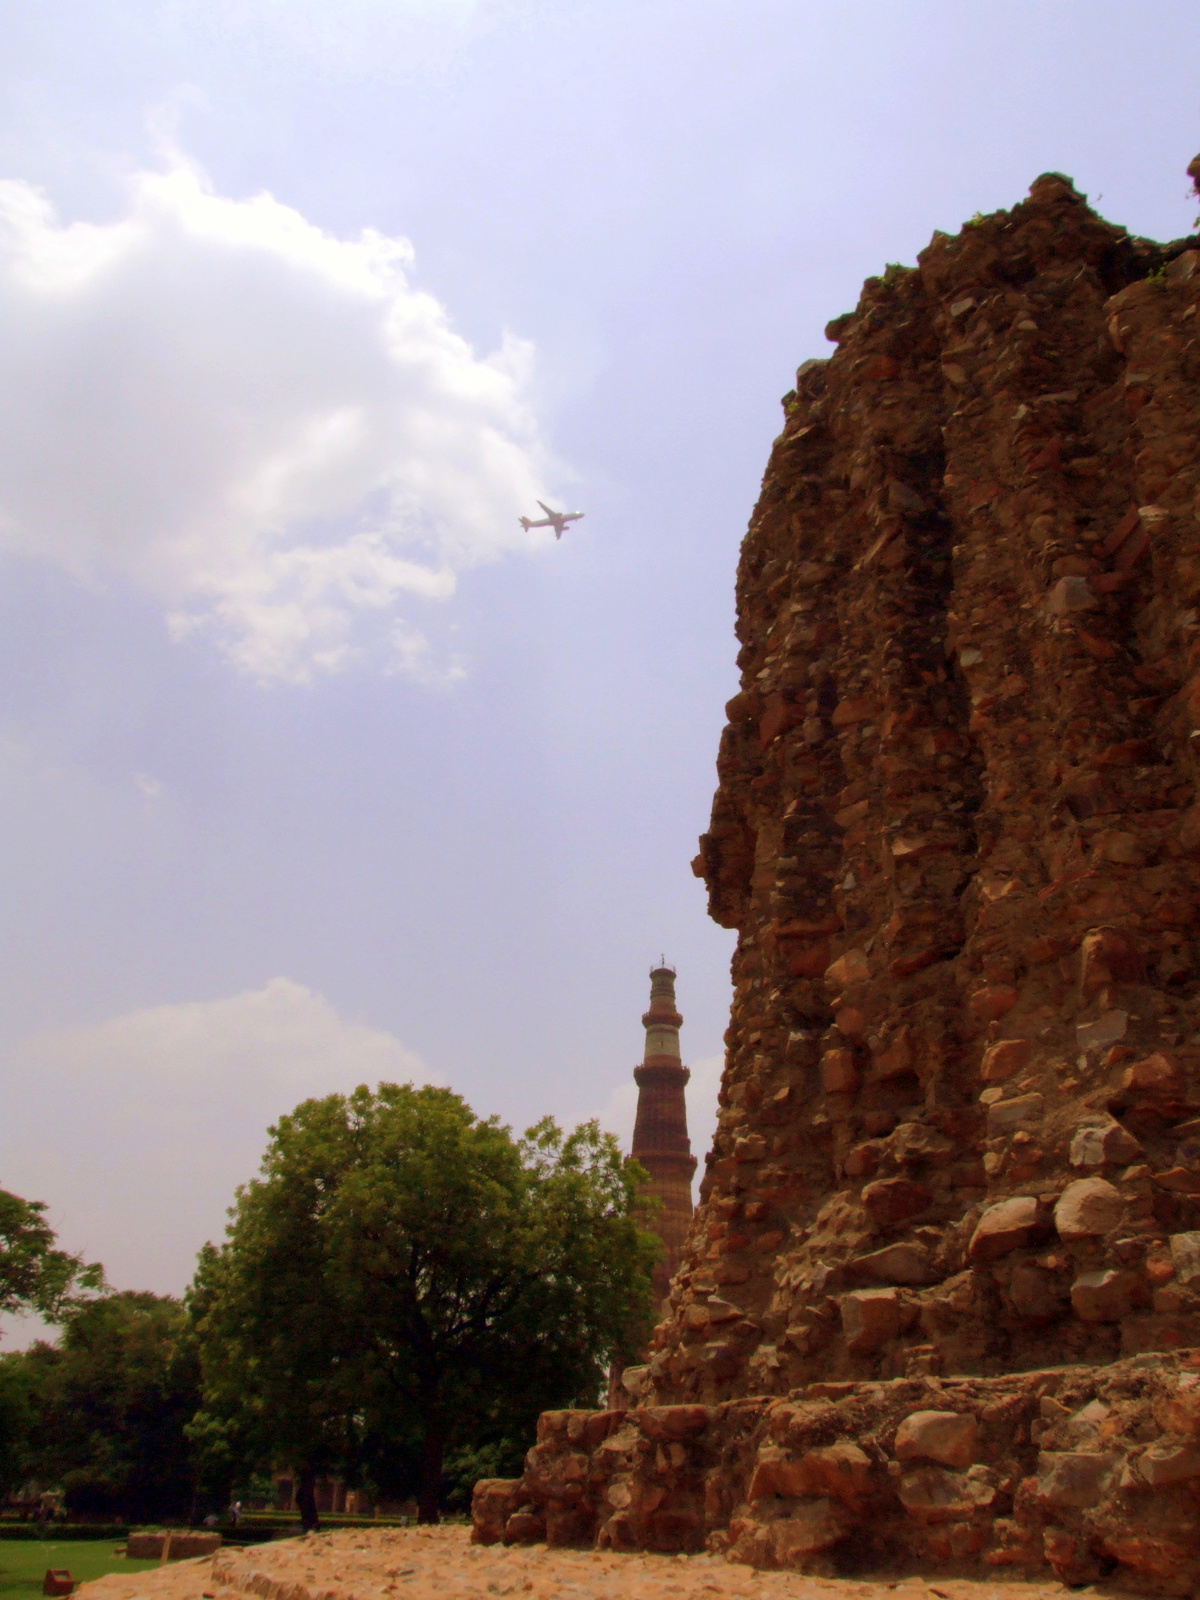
[474,163,1200,1588]
[663,167,1200,1403]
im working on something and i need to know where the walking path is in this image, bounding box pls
[77,1526,1080,1600]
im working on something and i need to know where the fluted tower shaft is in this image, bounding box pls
[631,965,696,1309]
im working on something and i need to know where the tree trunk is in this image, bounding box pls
[416,1410,444,1525]
[297,1467,320,1534]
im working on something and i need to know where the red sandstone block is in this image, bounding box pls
[862,1177,932,1226]
[981,1038,1031,1081]
[968,985,1018,1021]
[1122,1052,1181,1096]
[820,1049,858,1094]
[830,697,881,727]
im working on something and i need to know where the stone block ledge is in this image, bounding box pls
[472,1350,1200,1592]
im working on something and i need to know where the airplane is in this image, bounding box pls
[519,500,585,539]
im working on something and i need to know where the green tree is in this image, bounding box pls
[8,1292,201,1520]
[190,1084,659,1527]
[0,1349,38,1499]
[0,1185,105,1504]
[0,1188,103,1322]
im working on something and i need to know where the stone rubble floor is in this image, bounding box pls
[76,1528,1094,1600]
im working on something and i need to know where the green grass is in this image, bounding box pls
[0,1541,158,1600]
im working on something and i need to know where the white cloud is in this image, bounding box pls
[0,978,439,1307]
[596,1052,722,1203]
[0,145,557,682]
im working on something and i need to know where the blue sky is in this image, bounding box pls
[2,0,1198,1326]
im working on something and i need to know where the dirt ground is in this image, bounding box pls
[75,1527,1087,1600]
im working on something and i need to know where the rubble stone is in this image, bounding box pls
[1070,1268,1145,1322]
[1054,1178,1124,1239]
[839,1287,906,1352]
[1170,1231,1200,1286]
[861,1178,933,1226]
[968,1196,1041,1263]
[980,1039,1030,1082]
[847,1241,937,1284]
[1035,1450,1116,1509]
[1137,1442,1200,1486]
[894,1410,977,1468]
[897,1465,995,1520]
[768,1499,850,1564]
[749,1441,873,1502]
[1070,1117,1142,1168]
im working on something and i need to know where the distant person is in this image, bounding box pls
[228,1500,241,1529]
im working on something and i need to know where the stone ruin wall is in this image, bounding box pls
[661,164,1200,1404]
[473,161,1200,1590]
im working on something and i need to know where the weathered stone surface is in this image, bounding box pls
[471,1480,525,1545]
[1170,1231,1200,1286]
[861,1178,933,1226]
[478,1351,1200,1590]
[1054,1178,1123,1239]
[749,1441,873,1503]
[847,1241,937,1285]
[1116,1054,1184,1113]
[1161,1372,1200,1436]
[768,1499,850,1564]
[1137,1441,1200,1486]
[968,1196,1041,1263]
[633,1404,711,1440]
[980,1039,1030,1082]
[1071,1268,1145,1322]
[894,1410,977,1468]
[985,1094,1044,1137]
[824,949,869,990]
[1076,1010,1129,1051]
[1080,928,1143,993]
[820,1048,858,1093]
[1009,1262,1069,1321]
[1069,1117,1142,1168]
[839,1287,905,1353]
[897,1464,995,1520]
[1035,1450,1116,1509]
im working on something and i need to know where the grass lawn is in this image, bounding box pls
[0,1542,158,1600]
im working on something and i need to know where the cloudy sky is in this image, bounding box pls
[2,0,1199,1336]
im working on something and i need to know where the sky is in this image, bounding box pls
[2,0,1199,1341]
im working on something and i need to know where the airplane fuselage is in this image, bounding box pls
[519,506,585,539]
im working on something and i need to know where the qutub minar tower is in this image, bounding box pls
[630,962,696,1309]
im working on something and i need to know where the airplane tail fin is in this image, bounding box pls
[519,517,532,530]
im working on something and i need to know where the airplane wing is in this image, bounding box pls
[536,500,555,516]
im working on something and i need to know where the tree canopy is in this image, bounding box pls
[0,1188,103,1323]
[190,1083,659,1525]
[0,1291,200,1518]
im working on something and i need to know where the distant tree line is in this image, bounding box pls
[1,1084,659,1526]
